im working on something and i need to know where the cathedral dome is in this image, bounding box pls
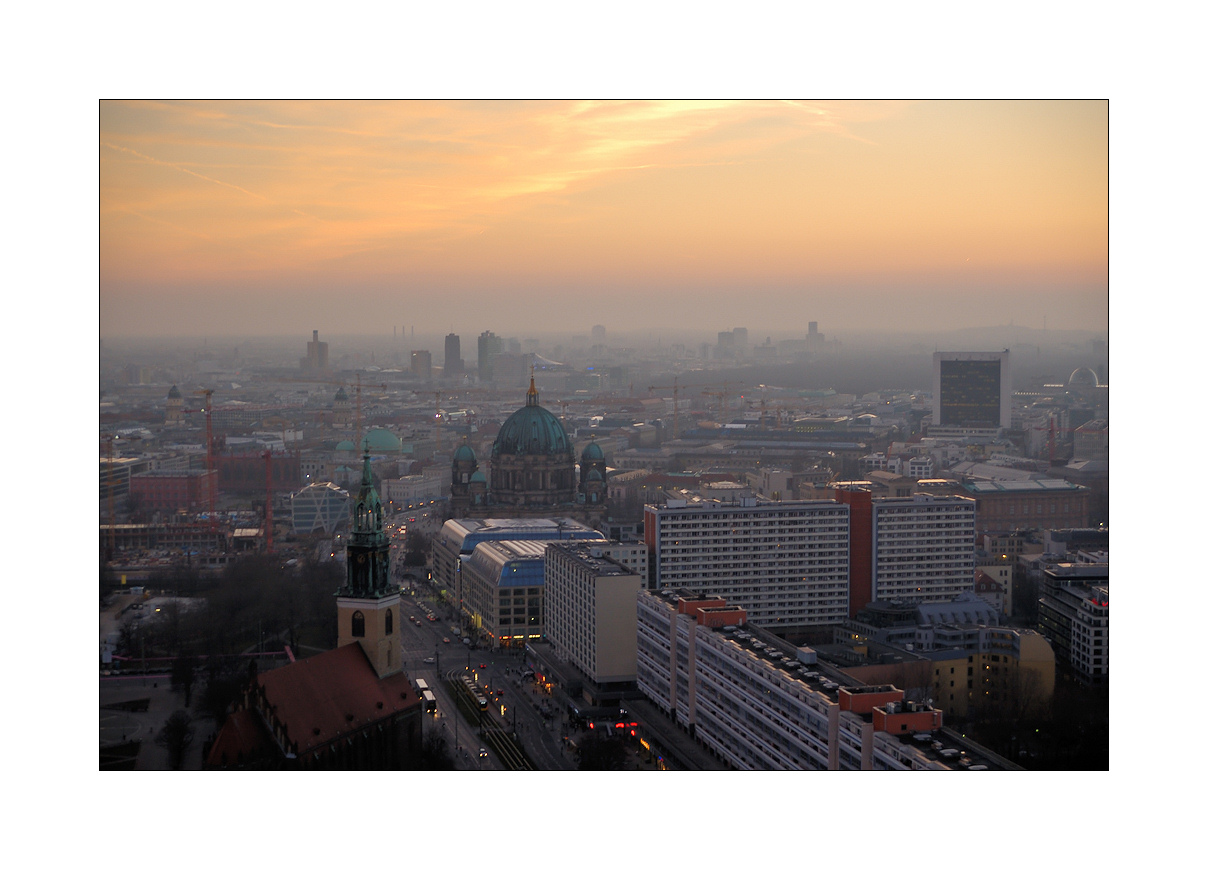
[453,442,478,463]
[581,440,605,462]
[362,427,401,453]
[492,377,572,458]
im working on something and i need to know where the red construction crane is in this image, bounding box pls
[1031,416,1080,469]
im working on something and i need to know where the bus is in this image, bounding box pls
[414,678,429,693]
[421,690,437,714]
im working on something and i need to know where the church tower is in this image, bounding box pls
[165,385,184,427]
[336,443,401,677]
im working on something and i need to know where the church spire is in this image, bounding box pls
[526,364,539,407]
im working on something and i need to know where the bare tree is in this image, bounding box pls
[155,710,195,770]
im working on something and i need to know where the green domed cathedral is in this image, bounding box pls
[450,374,607,524]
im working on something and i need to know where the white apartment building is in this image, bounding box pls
[871,494,977,605]
[544,543,641,685]
[644,498,850,629]
[636,589,1001,770]
[380,471,445,508]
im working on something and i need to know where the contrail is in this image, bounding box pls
[101,141,267,200]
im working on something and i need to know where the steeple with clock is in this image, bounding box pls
[336,442,401,677]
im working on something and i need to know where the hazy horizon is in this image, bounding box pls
[100,100,1107,340]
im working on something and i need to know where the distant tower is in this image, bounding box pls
[165,384,184,427]
[732,327,748,358]
[332,387,352,427]
[444,333,464,378]
[302,330,329,371]
[579,437,608,506]
[450,438,479,513]
[591,325,606,344]
[410,350,432,380]
[478,330,502,382]
[336,445,401,678]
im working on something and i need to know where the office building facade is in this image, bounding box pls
[931,351,1011,431]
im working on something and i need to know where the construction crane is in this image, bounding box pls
[698,381,743,424]
[103,434,118,561]
[263,449,274,554]
[1031,416,1080,469]
[419,390,445,452]
[647,376,682,439]
[193,389,217,531]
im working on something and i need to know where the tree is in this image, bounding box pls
[171,652,200,707]
[195,656,253,725]
[155,710,196,770]
[403,530,431,567]
[403,731,456,770]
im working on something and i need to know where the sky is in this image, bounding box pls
[99,99,1107,340]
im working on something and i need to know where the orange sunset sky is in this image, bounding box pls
[99,99,1107,339]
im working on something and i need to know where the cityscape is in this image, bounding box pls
[97,101,1108,778]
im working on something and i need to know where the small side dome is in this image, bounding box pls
[453,443,478,462]
[335,387,349,401]
[581,441,605,461]
[335,439,356,452]
[469,470,487,483]
[167,385,181,399]
[586,468,603,481]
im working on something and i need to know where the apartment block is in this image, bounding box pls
[636,588,1011,770]
[871,494,977,605]
[544,543,642,686]
[644,498,850,629]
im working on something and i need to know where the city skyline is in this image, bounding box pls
[100,100,1107,339]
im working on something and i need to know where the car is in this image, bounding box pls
[478,748,488,758]
[423,656,436,664]
[443,637,451,643]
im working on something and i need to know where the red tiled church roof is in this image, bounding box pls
[205,708,272,769]
[257,642,418,757]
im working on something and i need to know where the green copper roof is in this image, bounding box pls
[493,382,572,458]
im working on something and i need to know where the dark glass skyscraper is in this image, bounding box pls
[444,333,464,377]
[932,351,1010,429]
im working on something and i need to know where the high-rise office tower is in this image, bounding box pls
[932,351,1011,431]
[410,350,432,379]
[444,333,464,377]
[302,329,329,371]
[478,330,503,381]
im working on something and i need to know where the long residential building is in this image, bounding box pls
[635,588,1016,770]
[644,494,980,632]
[644,497,851,629]
[871,494,977,605]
